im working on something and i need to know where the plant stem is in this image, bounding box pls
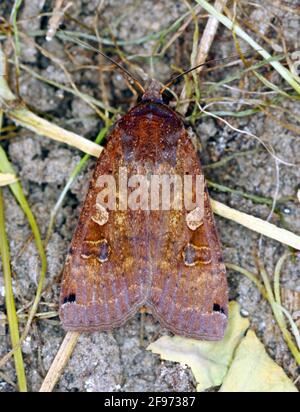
[0,189,27,392]
[195,0,300,95]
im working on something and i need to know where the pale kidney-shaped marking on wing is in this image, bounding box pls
[182,243,212,266]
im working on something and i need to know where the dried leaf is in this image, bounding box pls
[220,330,298,392]
[147,301,249,391]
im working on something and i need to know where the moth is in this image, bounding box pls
[59,68,228,340]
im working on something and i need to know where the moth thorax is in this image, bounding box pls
[142,79,163,103]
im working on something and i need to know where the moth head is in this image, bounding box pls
[141,79,164,103]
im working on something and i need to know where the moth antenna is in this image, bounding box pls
[160,48,263,94]
[58,30,145,94]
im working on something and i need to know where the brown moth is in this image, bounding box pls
[59,79,228,340]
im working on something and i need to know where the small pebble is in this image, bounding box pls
[240,308,250,317]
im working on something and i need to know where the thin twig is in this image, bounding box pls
[46,0,72,42]
[227,259,300,365]
[211,199,300,251]
[159,5,202,55]
[256,256,300,365]
[195,0,300,95]
[9,105,103,157]
[178,0,228,114]
[197,103,295,167]
[39,331,80,392]
[0,45,103,157]
[15,60,116,113]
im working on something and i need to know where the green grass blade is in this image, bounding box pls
[0,189,27,392]
[9,0,23,93]
[0,145,47,347]
[195,0,300,95]
[10,0,23,56]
